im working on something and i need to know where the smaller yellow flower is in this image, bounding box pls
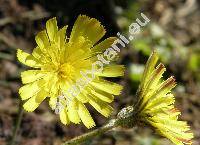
[135,50,193,145]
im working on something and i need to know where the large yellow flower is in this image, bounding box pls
[135,51,193,145]
[17,15,124,128]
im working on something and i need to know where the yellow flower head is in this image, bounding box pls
[17,15,124,128]
[135,51,193,145]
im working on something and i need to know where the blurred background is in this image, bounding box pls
[0,0,199,145]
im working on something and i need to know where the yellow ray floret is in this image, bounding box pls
[17,15,124,128]
[135,50,193,145]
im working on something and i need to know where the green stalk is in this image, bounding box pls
[62,106,136,145]
[62,119,117,145]
[9,101,24,145]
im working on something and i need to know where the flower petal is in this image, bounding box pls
[91,79,123,95]
[23,90,48,112]
[140,50,159,90]
[146,93,175,111]
[32,47,43,60]
[67,99,81,124]
[95,65,125,77]
[76,92,89,103]
[70,15,105,45]
[49,96,57,110]
[35,30,50,50]
[77,102,95,128]
[91,37,117,55]
[89,95,113,117]
[89,88,114,103]
[17,49,41,68]
[60,108,70,125]
[46,17,58,42]
[21,70,45,84]
[19,80,44,100]
[55,25,68,48]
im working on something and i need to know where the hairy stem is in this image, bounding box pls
[62,119,118,145]
[9,101,24,145]
[62,106,136,145]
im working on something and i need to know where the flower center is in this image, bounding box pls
[59,63,75,79]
